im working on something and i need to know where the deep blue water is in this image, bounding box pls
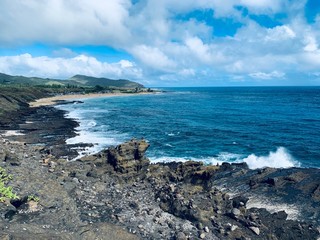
[57,87,320,168]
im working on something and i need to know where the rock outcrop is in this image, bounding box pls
[106,139,150,174]
[1,97,320,239]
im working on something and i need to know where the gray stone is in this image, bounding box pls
[249,226,260,235]
[175,232,187,240]
[199,233,206,239]
[232,208,241,217]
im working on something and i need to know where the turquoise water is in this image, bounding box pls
[57,87,320,169]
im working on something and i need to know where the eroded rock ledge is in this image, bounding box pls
[1,138,319,240]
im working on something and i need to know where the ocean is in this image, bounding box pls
[56,87,320,169]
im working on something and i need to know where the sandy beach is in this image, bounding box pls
[29,92,152,107]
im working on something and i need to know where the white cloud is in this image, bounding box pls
[130,45,176,71]
[0,0,318,85]
[185,37,212,63]
[303,35,318,52]
[249,71,285,80]
[0,53,142,80]
[0,0,131,46]
[179,68,196,76]
[265,25,296,42]
[240,0,282,13]
[52,48,77,58]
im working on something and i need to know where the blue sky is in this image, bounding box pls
[0,0,319,86]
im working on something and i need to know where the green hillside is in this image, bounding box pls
[68,75,144,88]
[0,73,144,89]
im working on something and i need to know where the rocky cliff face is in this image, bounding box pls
[0,87,48,128]
[106,139,150,174]
[52,140,320,239]
[0,105,319,239]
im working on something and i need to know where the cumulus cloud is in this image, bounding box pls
[0,54,142,80]
[249,71,285,80]
[185,37,212,63]
[0,0,319,85]
[265,25,296,42]
[240,0,283,13]
[130,45,176,71]
[0,0,131,46]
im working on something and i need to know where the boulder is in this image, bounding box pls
[312,184,320,201]
[0,201,17,220]
[249,226,260,235]
[4,152,21,166]
[106,139,150,174]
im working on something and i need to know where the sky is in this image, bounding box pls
[0,0,320,87]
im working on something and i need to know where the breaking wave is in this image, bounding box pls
[243,147,300,169]
[150,147,300,169]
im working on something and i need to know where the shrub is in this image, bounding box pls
[0,167,19,202]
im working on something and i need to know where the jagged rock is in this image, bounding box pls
[106,139,150,174]
[273,210,287,220]
[231,225,238,231]
[263,177,278,186]
[284,172,307,183]
[0,202,17,220]
[175,232,187,240]
[4,152,20,166]
[231,208,241,218]
[312,184,320,201]
[232,196,249,208]
[249,226,260,235]
[199,233,206,239]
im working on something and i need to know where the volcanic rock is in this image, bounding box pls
[105,139,150,174]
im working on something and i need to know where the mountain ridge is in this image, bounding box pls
[0,72,144,89]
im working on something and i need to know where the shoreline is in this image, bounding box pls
[1,91,320,239]
[29,91,156,107]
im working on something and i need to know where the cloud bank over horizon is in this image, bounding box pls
[0,0,319,86]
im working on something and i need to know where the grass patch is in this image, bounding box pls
[27,195,40,202]
[0,167,19,202]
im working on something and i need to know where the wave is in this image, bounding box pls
[149,155,230,166]
[149,147,300,169]
[56,104,301,168]
[56,104,128,160]
[243,147,300,169]
[166,132,180,136]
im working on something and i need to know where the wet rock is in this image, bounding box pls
[263,177,278,186]
[232,196,249,208]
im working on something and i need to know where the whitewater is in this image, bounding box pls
[56,87,320,169]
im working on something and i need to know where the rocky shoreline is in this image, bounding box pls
[0,101,320,239]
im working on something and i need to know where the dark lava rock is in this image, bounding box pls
[0,201,17,220]
[3,152,21,166]
[105,139,150,174]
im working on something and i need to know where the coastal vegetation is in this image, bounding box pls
[0,72,150,127]
[0,166,18,202]
[0,72,143,89]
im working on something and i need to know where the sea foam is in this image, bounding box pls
[56,104,127,160]
[150,147,300,170]
[243,147,300,169]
